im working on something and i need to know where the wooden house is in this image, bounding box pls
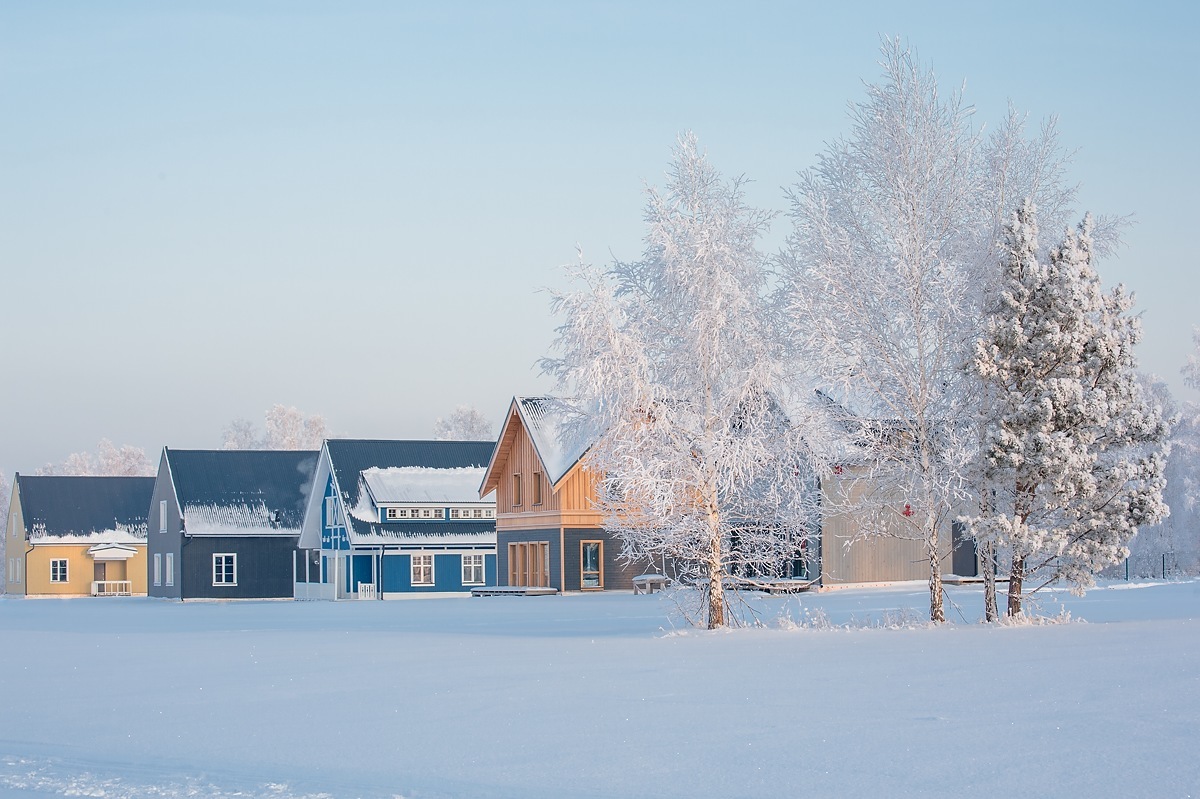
[146,448,318,600]
[4,474,154,597]
[480,397,648,592]
[480,395,976,593]
[295,439,497,600]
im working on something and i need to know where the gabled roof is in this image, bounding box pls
[164,449,319,536]
[323,439,497,543]
[481,396,594,496]
[15,475,155,543]
[326,439,496,510]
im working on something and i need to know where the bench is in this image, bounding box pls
[632,574,670,594]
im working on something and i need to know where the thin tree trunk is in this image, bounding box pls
[1007,554,1025,617]
[705,495,725,630]
[981,539,999,622]
[928,531,945,623]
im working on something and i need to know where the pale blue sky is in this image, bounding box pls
[2,1,1197,470]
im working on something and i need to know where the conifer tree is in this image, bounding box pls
[968,201,1169,616]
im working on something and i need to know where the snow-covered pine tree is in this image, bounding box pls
[968,202,1169,616]
[543,134,818,630]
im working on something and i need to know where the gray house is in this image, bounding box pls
[147,448,318,599]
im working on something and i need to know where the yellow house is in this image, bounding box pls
[4,474,155,597]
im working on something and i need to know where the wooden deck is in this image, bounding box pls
[470,586,560,597]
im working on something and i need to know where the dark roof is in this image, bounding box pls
[165,449,319,530]
[16,475,155,538]
[326,439,496,509]
[324,439,496,540]
[350,519,496,542]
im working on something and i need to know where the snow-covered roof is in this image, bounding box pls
[361,466,488,505]
[16,475,154,543]
[165,449,318,536]
[29,527,147,545]
[182,501,300,537]
[516,397,594,486]
[344,520,497,547]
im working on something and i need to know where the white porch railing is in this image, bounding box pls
[357,582,377,600]
[91,580,132,596]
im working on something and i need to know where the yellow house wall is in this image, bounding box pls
[25,544,148,596]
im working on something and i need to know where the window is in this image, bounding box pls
[386,507,401,520]
[533,472,544,505]
[159,500,168,533]
[153,554,162,586]
[50,559,68,583]
[165,553,174,587]
[326,496,342,527]
[581,541,603,589]
[462,554,485,585]
[508,542,550,587]
[412,554,434,586]
[512,474,522,506]
[213,554,237,586]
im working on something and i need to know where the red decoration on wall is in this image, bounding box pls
[902,503,913,517]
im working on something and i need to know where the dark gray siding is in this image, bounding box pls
[181,536,298,599]
[147,459,183,599]
[562,528,646,591]
[496,528,560,589]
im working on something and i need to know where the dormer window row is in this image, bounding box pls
[381,506,496,521]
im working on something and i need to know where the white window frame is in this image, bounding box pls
[326,496,341,527]
[411,554,434,586]
[165,553,174,586]
[213,553,237,586]
[462,554,485,585]
[153,553,162,586]
[50,559,68,583]
[159,500,168,533]
[386,507,401,520]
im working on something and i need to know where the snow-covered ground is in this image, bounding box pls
[1,581,1197,798]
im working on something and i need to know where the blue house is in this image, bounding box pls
[295,439,497,599]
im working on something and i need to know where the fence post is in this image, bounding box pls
[1163,553,1167,580]
[1125,557,1129,582]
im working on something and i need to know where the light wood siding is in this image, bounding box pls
[494,415,603,531]
[819,471,952,585]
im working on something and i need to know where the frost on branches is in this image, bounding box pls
[967,202,1169,616]
[222,405,328,450]
[37,440,153,477]
[781,40,984,623]
[433,405,494,441]
[542,134,819,630]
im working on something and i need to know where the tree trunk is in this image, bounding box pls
[980,540,999,623]
[705,499,725,629]
[1007,554,1025,617]
[927,526,945,623]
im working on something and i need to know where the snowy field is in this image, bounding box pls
[1,582,1197,799]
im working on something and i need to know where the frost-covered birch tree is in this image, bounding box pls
[433,405,493,441]
[967,202,1169,616]
[781,40,984,623]
[37,439,153,476]
[543,134,819,630]
[222,405,328,450]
